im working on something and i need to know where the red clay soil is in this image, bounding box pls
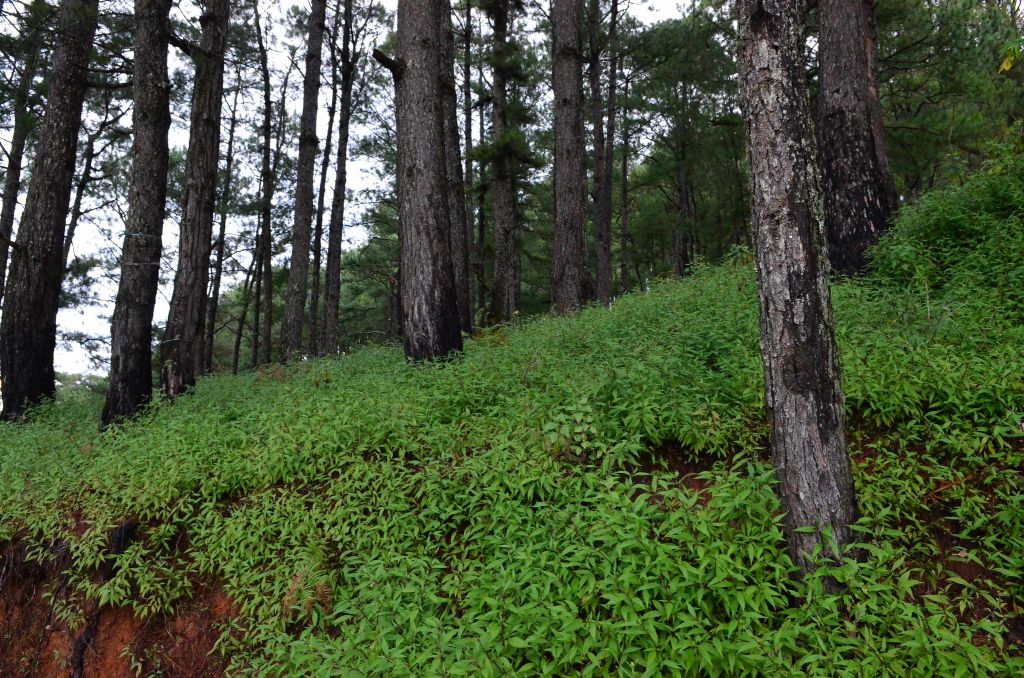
[1,551,235,678]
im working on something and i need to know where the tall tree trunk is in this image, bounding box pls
[160,0,230,399]
[604,0,618,292]
[321,0,357,354]
[737,0,858,581]
[0,0,98,420]
[818,0,896,275]
[441,1,472,332]
[101,0,172,427]
[462,2,474,323]
[203,75,241,373]
[619,77,630,293]
[475,29,488,318]
[309,4,343,356]
[280,0,328,360]
[587,0,611,306]
[552,0,587,315]
[488,0,517,323]
[0,8,45,306]
[374,0,463,361]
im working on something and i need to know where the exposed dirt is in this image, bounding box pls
[0,545,235,678]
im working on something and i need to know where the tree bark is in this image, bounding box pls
[160,0,229,399]
[321,0,357,354]
[587,0,611,306]
[203,73,241,373]
[0,0,98,420]
[375,0,463,361]
[462,2,474,323]
[308,4,343,356]
[441,0,472,333]
[102,0,172,427]
[552,0,587,315]
[604,0,618,292]
[618,75,630,293]
[280,0,328,360]
[737,0,858,580]
[0,5,45,307]
[488,0,517,323]
[818,0,897,275]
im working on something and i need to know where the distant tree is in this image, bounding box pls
[441,0,472,333]
[818,0,896,275]
[280,0,328,361]
[160,0,230,398]
[102,0,172,427]
[0,0,99,420]
[736,0,858,583]
[375,0,463,360]
[323,0,376,353]
[551,0,587,314]
[484,0,517,323]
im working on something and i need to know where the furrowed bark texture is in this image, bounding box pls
[736,0,857,577]
[101,0,172,427]
[380,0,463,360]
[160,0,229,398]
[280,0,328,360]
[0,0,98,419]
[0,1,46,306]
[551,0,587,315]
[818,0,896,275]
[321,0,357,354]
[488,0,517,324]
[441,1,472,333]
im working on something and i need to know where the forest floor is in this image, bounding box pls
[2,145,1024,675]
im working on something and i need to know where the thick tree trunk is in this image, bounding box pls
[0,0,98,420]
[587,0,611,306]
[101,0,172,427]
[0,20,43,306]
[321,0,356,354]
[160,0,229,399]
[280,0,328,360]
[737,0,858,580]
[818,0,896,275]
[551,0,587,315]
[441,1,472,332]
[488,1,517,323]
[375,0,463,361]
[202,76,241,374]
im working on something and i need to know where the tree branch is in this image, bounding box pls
[372,48,404,78]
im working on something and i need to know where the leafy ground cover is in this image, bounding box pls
[2,142,1024,675]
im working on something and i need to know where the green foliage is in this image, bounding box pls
[4,149,1024,674]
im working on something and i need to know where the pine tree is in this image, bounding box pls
[736,0,858,582]
[101,0,173,426]
[0,0,99,419]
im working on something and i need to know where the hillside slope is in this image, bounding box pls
[2,144,1024,675]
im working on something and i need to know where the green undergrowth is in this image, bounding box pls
[3,142,1024,675]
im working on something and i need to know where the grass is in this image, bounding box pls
[2,141,1024,675]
